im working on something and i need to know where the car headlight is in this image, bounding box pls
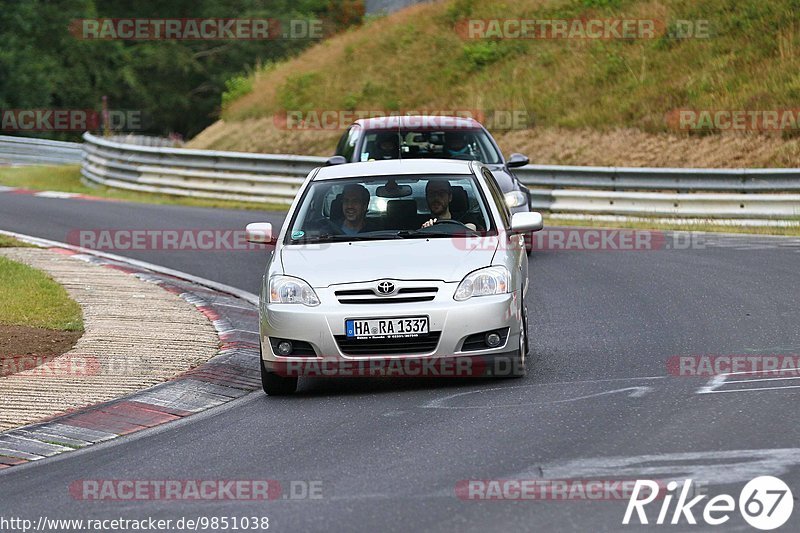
[269,275,320,306]
[454,266,510,301]
[504,191,527,209]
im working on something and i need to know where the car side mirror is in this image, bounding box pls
[510,212,543,233]
[246,222,273,244]
[507,153,529,168]
[326,155,347,166]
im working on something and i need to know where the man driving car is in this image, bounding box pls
[421,178,478,231]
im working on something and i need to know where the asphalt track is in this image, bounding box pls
[2,193,800,532]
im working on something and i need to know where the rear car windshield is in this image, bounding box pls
[358,129,503,165]
[285,174,496,244]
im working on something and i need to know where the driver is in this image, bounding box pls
[421,179,477,231]
[372,132,399,160]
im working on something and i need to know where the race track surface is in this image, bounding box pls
[2,193,800,531]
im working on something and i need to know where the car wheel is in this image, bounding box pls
[522,304,530,356]
[504,303,528,379]
[260,346,298,395]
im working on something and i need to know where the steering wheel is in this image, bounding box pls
[431,219,468,227]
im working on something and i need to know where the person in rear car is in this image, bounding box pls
[443,131,472,159]
[372,133,400,160]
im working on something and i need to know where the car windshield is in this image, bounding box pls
[286,174,496,244]
[357,129,503,165]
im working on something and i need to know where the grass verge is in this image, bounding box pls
[546,216,800,237]
[0,256,84,332]
[0,234,34,248]
[0,165,290,212]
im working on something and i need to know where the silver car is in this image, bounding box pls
[246,159,543,395]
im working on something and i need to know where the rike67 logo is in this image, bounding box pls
[623,476,793,530]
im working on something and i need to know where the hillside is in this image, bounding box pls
[188,0,800,168]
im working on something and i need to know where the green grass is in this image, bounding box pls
[546,216,800,236]
[0,165,289,212]
[216,0,800,134]
[0,235,34,248]
[0,256,84,331]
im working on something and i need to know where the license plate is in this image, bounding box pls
[346,317,429,339]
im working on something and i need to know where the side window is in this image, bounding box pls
[482,169,511,228]
[335,128,350,156]
[342,125,360,161]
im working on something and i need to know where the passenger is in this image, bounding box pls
[340,183,371,235]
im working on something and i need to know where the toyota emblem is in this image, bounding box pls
[376,281,396,295]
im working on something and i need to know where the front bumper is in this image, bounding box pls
[260,281,522,375]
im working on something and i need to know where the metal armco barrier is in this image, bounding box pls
[75,133,800,218]
[0,135,83,166]
[81,133,322,204]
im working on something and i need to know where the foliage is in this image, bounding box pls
[0,0,364,139]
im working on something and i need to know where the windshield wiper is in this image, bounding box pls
[292,232,402,244]
[395,229,474,239]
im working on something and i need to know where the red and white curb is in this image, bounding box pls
[0,231,262,469]
[0,186,111,202]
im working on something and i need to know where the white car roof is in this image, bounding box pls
[313,159,475,181]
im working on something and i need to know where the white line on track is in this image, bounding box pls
[421,376,663,410]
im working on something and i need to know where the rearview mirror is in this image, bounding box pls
[326,155,347,166]
[376,179,412,198]
[245,222,273,244]
[510,212,543,233]
[507,153,529,168]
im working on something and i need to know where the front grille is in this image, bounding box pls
[335,287,438,304]
[334,332,441,355]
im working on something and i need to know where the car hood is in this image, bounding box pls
[280,238,498,287]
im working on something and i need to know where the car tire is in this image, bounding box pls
[522,304,530,356]
[260,347,298,395]
[504,303,528,379]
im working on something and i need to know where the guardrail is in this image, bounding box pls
[78,132,800,218]
[0,135,83,166]
[81,133,320,204]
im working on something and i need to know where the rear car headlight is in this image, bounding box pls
[504,191,527,209]
[269,275,320,306]
[454,266,510,301]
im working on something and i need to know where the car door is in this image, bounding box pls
[482,167,528,297]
